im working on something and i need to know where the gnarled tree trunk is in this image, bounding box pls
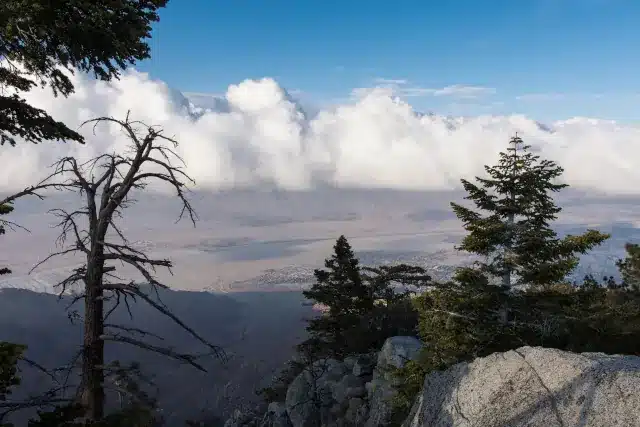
[81,254,106,421]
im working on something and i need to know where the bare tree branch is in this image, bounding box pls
[18,357,60,385]
[0,179,72,208]
[0,355,82,422]
[26,112,223,421]
[100,334,206,372]
[103,324,165,341]
[103,281,226,361]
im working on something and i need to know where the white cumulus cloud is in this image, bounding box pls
[1,68,640,195]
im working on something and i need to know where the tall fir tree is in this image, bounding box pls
[301,235,371,358]
[300,236,430,359]
[450,135,609,288]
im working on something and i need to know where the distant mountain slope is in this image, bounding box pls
[0,287,313,425]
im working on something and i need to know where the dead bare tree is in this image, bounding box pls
[26,112,226,423]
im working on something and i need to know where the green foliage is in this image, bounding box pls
[450,135,609,288]
[0,202,15,275]
[304,235,365,316]
[359,264,430,346]
[0,346,161,427]
[0,204,13,216]
[27,405,84,427]
[260,237,430,403]
[100,361,163,427]
[0,0,168,146]
[300,235,369,359]
[301,236,430,359]
[617,243,640,290]
[403,268,522,391]
[0,342,25,405]
[388,359,427,424]
[0,342,81,427]
[0,344,81,427]
[390,136,623,421]
[390,271,640,420]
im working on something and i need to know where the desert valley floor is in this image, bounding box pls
[2,188,640,294]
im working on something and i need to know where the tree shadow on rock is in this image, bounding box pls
[409,348,640,427]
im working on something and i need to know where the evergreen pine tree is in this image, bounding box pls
[1,0,168,147]
[450,134,609,288]
[360,264,431,341]
[301,235,371,358]
[300,236,430,358]
[616,243,640,291]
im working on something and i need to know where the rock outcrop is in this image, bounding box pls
[365,336,424,427]
[224,336,424,427]
[403,346,640,427]
[226,342,640,427]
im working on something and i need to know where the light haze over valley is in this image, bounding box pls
[3,188,640,294]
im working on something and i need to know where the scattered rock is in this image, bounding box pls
[332,374,366,402]
[343,356,357,371]
[226,340,640,427]
[376,336,424,373]
[285,358,341,426]
[352,353,376,377]
[249,339,419,427]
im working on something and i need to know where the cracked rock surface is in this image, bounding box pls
[403,346,640,427]
[224,336,423,427]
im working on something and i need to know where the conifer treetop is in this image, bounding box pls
[0,0,168,146]
[451,134,609,287]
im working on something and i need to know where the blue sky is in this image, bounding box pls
[137,0,640,122]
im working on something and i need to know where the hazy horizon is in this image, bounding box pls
[2,188,638,294]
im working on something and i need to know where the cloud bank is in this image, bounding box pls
[1,68,639,194]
